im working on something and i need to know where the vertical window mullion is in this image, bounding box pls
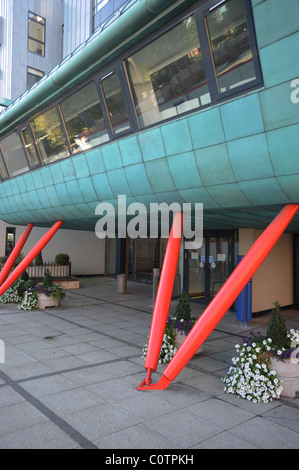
[56,104,72,157]
[195,9,219,103]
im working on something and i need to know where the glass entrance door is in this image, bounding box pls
[186,232,236,302]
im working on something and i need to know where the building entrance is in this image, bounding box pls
[185,231,238,303]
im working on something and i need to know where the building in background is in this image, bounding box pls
[63,0,129,57]
[0,0,64,111]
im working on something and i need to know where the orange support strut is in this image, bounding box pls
[0,221,63,297]
[0,223,34,286]
[138,204,299,390]
[139,212,183,388]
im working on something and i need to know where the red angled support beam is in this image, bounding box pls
[139,212,183,389]
[0,223,34,286]
[0,221,63,297]
[138,204,299,390]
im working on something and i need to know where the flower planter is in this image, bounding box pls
[37,293,59,310]
[270,358,299,398]
[175,330,203,355]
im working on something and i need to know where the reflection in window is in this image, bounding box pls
[206,0,257,93]
[0,150,9,180]
[32,107,69,164]
[60,82,109,154]
[27,67,44,90]
[28,12,46,56]
[0,133,30,177]
[21,127,40,167]
[101,73,131,135]
[126,16,210,128]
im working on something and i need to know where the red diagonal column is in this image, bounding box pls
[0,223,34,286]
[0,221,63,297]
[139,212,183,388]
[138,204,299,390]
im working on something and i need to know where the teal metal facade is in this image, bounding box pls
[0,0,298,232]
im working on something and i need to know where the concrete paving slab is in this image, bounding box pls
[0,277,298,449]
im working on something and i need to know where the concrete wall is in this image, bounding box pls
[239,228,293,313]
[0,220,106,276]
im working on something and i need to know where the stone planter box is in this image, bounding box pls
[37,293,59,310]
[175,330,203,355]
[270,357,299,398]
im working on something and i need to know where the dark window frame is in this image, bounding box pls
[5,227,16,256]
[19,124,42,169]
[0,130,31,178]
[28,11,46,57]
[0,144,10,181]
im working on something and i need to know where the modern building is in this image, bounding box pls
[0,0,64,110]
[0,0,298,317]
[0,0,106,276]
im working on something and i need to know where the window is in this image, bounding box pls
[126,15,211,129]
[31,107,69,164]
[60,82,109,154]
[205,0,258,94]
[0,148,9,180]
[27,67,44,90]
[5,228,16,256]
[28,12,45,56]
[100,72,131,135]
[0,133,30,177]
[21,127,40,167]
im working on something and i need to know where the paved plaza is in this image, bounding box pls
[0,277,298,449]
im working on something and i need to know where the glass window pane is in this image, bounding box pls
[101,73,130,135]
[32,107,69,164]
[0,151,9,179]
[21,127,40,166]
[28,38,45,56]
[126,15,210,129]
[60,82,109,154]
[28,18,45,43]
[0,133,30,177]
[28,12,45,56]
[206,0,257,93]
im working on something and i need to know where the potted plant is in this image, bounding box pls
[222,301,299,402]
[168,290,203,354]
[142,321,178,365]
[35,269,66,310]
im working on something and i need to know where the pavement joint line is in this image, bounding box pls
[0,354,142,386]
[0,368,98,449]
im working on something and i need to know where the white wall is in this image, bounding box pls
[0,220,106,276]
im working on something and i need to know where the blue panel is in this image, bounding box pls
[161,119,193,155]
[227,134,274,181]
[220,94,264,141]
[188,108,225,150]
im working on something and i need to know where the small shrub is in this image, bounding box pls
[55,253,70,265]
[266,301,290,350]
[35,251,43,266]
[43,269,53,288]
